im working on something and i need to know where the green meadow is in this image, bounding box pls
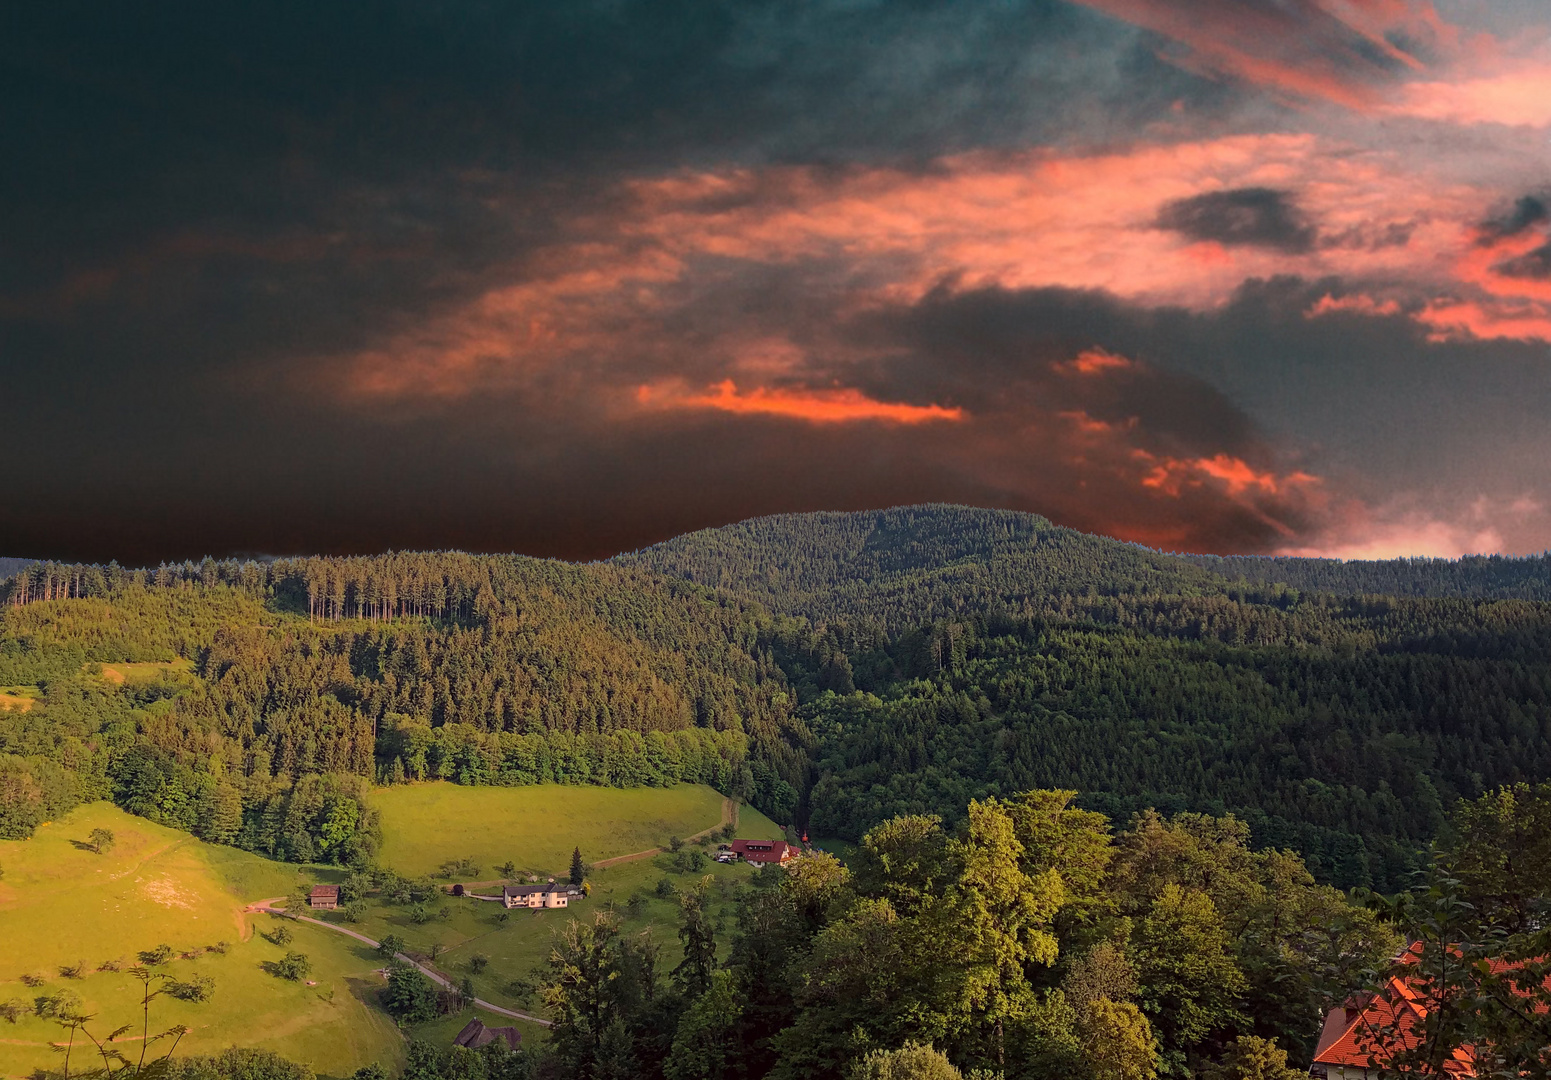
[0,785,783,1078]
[371,782,772,877]
[0,803,403,1079]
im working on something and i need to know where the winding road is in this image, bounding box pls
[243,794,740,1030]
[243,900,552,1028]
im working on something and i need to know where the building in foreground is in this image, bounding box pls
[308,885,339,910]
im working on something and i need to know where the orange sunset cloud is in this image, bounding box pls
[637,380,964,425]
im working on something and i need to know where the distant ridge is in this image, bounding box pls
[615,504,1551,625]
[0,556,38,580]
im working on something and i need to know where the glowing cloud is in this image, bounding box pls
[638,380,964,425]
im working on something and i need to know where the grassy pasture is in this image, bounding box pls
[371,782,773,878]
[0,786,781,1075]
[91,659,196,686]
[0,687,36,712]
[0,804,403,1079]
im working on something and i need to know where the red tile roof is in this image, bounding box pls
[1314,944,1550,1076]
[309,885,339,899]
[730,839,793,864]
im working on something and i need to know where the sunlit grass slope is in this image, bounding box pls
[371,782,762,877]
[0,803,403,1079]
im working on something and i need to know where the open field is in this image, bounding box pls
[0,687,36,712]
[0,787,781,1076]
[320,835,780,1028]
[91,659,196,686]
[0,803,403,1079]
[371,782,779,878]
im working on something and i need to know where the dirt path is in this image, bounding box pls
[590,796,736,869]
[245,901,551,1027]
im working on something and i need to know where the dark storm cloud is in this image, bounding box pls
[1493,243,1551,280]
[1155,188,1317,253]
[1479,194,1550,244]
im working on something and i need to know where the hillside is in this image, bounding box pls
[614,505,1231,628]
[5,508,1551,894]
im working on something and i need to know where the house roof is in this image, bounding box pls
[453,1019,521,1051]
[731,839,792,863]
[1314,944,1551,1075]
[503,883,564,897]
[309,885,339,898]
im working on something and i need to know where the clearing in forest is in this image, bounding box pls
[371,782,777,878]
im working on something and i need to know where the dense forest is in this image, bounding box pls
[4,505,1551,891]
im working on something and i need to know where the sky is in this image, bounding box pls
[4,0,1551,564]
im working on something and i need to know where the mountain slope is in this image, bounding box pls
[614,504,1230,628]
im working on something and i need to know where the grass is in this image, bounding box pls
[0,803,403,1080]
[332,835,778,1032]
[0,687,37,713]
[0,785,784,1076]
[371,782,777,879]
[90,659,196,687]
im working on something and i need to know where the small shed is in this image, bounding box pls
[308,885,340,910]
[454,1019,521,1051]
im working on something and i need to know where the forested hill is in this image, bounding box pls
[616,504,1551,623]
[1181,551,1551,600]
[0,553,809,859]
[613,505,1229,629]
[6,509,1551,893]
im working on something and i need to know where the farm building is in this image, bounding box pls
[308,885,339,910]
[454,1019,521,1051]
[502,883,569,909]
[1310,944,1551,1077]
[729,839,794,866]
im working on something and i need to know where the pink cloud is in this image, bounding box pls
[638,380,964,425]
[1306,292,1403,317]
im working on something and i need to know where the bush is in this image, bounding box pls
[268,925,294,947]
[409,903,433,924]
[377,934,406,959]
[34,989,82,1018]
[672,849,707,874]
[58,961,87,979]
[138,944,173,965]
[342,899,367,922]
[208,941,231,955]
[655,877,677,899]
[167,974,216,1002]
[668,836,684,852]
[0,999,25,1024]
[272,952,311,981]
[468,954,489,974]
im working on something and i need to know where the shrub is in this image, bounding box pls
[58,961,87,979]
[208,940,231,956]
[0,1000,25,1024]
[468,954,489,974]
[377,934,406,959]
[668,836,684,852]
[138,944,173,965]
[342,899,367,922]
[33,989,83,1019]
[167,974,216,1002]
[19,973,45,987]
[97,958,124,972]
[273,952,311,981]
[268,925,294,947]
[655,877,677,899]
[409,903,433,924]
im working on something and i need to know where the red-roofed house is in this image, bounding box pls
[1311,945,1550,1078]
[308,885,339,910]
[730,839,794,866]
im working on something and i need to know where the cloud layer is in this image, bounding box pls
[3,0,1550,562]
